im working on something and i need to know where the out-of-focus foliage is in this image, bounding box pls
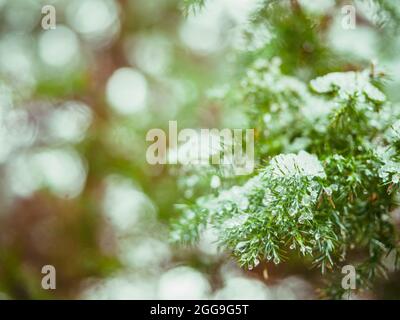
[0,0,230,299]
[1,0,400,300]
[0,0,288,300]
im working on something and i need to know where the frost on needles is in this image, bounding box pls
[171,58,400,298]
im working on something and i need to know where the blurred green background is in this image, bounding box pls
[0,0,269,299]
[0,0,400,299]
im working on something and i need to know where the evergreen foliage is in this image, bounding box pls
[173,0,400,298]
